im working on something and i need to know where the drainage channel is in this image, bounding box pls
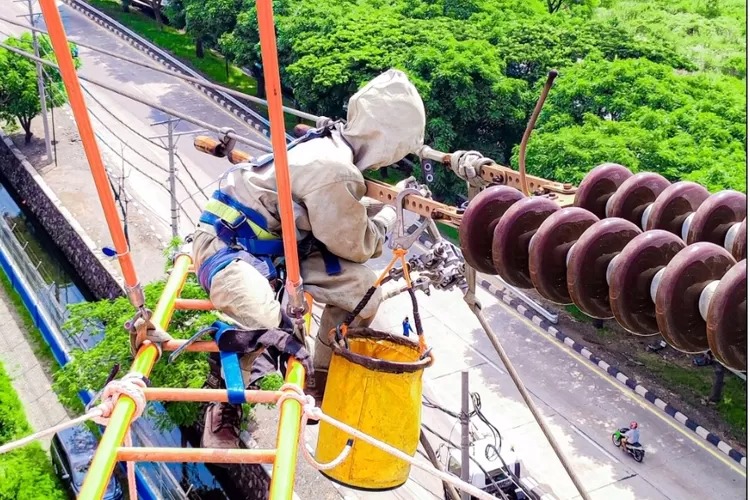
[0,180,234,499]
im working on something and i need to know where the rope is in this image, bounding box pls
[0,373,148,500]
[274,385,498,500]
[276,384,353,471]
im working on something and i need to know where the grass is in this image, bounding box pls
[636,353,747,438]
[0,363,67,499]
[85,0,305,130]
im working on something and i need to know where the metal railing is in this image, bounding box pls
[0,215,69,327]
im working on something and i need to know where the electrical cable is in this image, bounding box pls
[0,40,275,154]
[0,14,319,123]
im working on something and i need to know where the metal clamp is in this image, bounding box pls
[389,187,433,251]
[217,127,236,157]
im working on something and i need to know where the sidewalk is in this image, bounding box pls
[11,110,172,285]
[0,282,69,449]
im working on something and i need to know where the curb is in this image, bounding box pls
[409,225,748,469]
[61,0,292,143]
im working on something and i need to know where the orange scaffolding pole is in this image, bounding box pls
[254,2,307,498]
[37,0,141,304]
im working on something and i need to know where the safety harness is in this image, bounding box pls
[197,123,345,292]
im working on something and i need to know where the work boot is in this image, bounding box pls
[304,370,328,425]
[201,402,243,449]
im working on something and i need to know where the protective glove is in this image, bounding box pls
[450,150,492,187]
[215,326,314,377]
[372,205,397,233]
[360,196,385,218]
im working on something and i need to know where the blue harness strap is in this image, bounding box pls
[213,321,248,405]
[198,122,343,286]
[197,246,277,292]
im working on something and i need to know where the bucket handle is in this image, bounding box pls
[334,248,430,357]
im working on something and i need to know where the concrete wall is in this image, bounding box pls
[0,131,124,300]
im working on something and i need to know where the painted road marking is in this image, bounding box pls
[494,298,747,477]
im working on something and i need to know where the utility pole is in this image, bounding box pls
[460,371,470,500]
[17,0,53,162]
[149,116,204,239]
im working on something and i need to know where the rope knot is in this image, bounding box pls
[92,372,148,426]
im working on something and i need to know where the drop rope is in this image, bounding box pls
[274,384,498,500]
[0,373,148,500]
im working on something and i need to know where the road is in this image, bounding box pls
[0,0,270,276]
[1,3,747,500]
[353,237,747,500]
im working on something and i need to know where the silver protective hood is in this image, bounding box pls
[341,69,426,171]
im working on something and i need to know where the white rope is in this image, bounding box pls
[0,373,148,500]
[277,384,353,471]
[277,385,497,500]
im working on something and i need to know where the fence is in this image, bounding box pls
[0,215,69,328]
[0,213,192,499]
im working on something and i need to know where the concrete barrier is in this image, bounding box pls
[0,131,123,300]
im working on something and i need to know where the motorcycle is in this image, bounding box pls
[612,428,645,462]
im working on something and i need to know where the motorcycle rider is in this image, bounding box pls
[620,421,640,451]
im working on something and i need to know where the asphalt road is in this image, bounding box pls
[1,3,746,500]
[358,238,747,500]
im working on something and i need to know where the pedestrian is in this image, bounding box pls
[402,316,414,337]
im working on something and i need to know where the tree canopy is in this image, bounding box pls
[164,0,746,200]
[0,34,79,144]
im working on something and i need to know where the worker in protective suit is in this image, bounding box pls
[191,69,427,449]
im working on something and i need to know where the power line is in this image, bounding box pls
[39,59,203,225]
[174,151,208,200]
[0,40,275,154]
[0,14,319,124]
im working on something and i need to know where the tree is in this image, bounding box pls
[185,0,243,58]
[0,34,77,144]
[513,58,746,192]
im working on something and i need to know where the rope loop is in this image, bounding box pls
[91,372,149,426]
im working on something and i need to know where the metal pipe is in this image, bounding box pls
[78,254,191,499]
[269,359,306,500]
[255,0,305,322]
[460,371,470,500]
[162,339,219,353]
[116,447,277,464]
[144,387,282,404]
[36,0,141,300]
[173,298,214,310]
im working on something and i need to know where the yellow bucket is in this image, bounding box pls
[315,327,432,490]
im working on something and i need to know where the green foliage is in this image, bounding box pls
[55,276,218,429]
[86,0,746,200]
[184,0,243,57]
[0,34,79,143]
[592,0,746,76]
[214,0,744,201]
[636,354,746,438]
[514,58,746,192]
[54,259,287,430]
[0,364,66,500]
